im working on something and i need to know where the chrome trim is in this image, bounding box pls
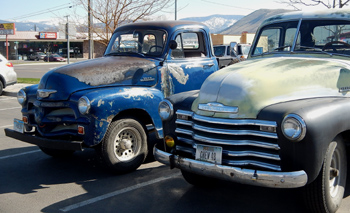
[154,147,307,188]
[222,159,281,171]
[198,102,238,113]
[224,150,280,161]
[37,89,57,99]
[192,124,278,139]
[282,113,307,142]
[175,119,192,126]
[192,135,280,150]
[193,113,277,127]
[158,99,174,121]
[177,110,194,117]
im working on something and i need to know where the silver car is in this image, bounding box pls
[0,53,17,95]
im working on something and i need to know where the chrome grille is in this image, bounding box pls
[174,110,281,171]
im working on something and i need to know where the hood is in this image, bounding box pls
[192,56,350,119]
[38,56,158,100]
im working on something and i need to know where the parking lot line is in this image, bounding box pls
[0,150,41,160]
[60,172,181,212]
[0,107,21,111]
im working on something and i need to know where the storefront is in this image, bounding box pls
[0,31,84,60]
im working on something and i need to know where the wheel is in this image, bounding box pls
[0,81,3,96]
[303,137,347,213]
[98,117,148,174]
[181,169,216,187]
[39,146,75,158]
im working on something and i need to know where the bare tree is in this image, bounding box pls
[278,0,350,10]
[76,0,172,46]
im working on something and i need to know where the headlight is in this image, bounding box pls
[282,114,306,142]
[158,99,173,121]
[78,96,91,115]
[17,89,27,105]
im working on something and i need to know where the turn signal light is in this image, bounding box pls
[6,62,13,67]
[78,125,85,135]
[22,116,28,124]
[165,135,175,148]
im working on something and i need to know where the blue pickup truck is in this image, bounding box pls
[5,21,219,173]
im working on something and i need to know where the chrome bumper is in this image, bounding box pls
[154,147,308,188]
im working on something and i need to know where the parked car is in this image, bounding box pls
[0,53,17,95]
[28,52,46,61]
[213,44,240,68]
[5,21,219,174]
[236,43,251,59]
[155,9,350,213]
[44,54,67,62]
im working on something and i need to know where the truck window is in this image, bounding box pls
[171,32,207,59]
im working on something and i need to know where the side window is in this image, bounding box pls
[226,46,230,56]
[253,28,280,55]
[171,32,207,59]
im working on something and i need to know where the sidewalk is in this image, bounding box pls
[10,58,88,65]
[3,83,33,97]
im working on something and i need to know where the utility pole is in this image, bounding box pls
[65,15,70,64]
[175,0,177,20]
[88,0,94,59]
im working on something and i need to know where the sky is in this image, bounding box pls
[0,0,336,22]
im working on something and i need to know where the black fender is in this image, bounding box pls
[258,97,350,183]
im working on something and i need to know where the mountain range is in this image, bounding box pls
[0,9,294,35]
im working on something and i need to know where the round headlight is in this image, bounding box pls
[158,99,173,121]
[78,96,91,115]
[17,89,27,105]
[282,114,306,142]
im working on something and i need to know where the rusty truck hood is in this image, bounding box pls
[38,56,158,100]
[192,56,350,119]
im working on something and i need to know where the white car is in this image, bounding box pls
[0,53,17,95]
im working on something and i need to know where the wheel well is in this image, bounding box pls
[112,109,154,130]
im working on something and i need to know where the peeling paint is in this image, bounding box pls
[55,57,157,86]
[98,99,105,107]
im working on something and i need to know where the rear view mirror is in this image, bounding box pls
[169,40,178,50]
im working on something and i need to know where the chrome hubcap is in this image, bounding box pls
[114,127,140,161]
[329,148,341,198]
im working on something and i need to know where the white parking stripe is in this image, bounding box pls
[0,107,21,111]
[0,124,13,129]
[0,97,17,101]
[0,150,41,160]
[60,172,181,212]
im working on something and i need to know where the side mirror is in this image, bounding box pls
[169,40,178,50]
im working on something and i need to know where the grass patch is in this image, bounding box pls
[18,78,40,84]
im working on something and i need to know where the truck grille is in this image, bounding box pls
[174,110,281,171]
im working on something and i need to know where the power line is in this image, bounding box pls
[10,3,79,20]
[201,0,254,11]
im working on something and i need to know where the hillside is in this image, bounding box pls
[181,14,244,33]
[219,9,293,35]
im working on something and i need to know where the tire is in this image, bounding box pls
[39,146,75,158]
[98,117,148,174]
[303,137,347,213]
[0,81,3,96]
[181,169,216,187]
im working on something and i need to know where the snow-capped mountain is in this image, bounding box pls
[181,14,244,33]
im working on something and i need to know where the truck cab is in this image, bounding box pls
[5,21,219,173]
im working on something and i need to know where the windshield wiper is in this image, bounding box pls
[105,52,145,57]
[296,46,333,56]
[273,45,291,51]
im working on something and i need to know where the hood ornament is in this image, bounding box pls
[198,102,238,113]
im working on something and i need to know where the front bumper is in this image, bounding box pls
[154,147,308,188]
[5,128,83,151]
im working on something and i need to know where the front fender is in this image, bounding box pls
[258,97,350,183]
[76,87,165,146]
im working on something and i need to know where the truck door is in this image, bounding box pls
[162,30,218,97]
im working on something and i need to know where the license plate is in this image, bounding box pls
[14,119,24,133]
[195,144,222,164]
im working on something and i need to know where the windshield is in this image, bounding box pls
[214,46,226,57]
[252,20,350,57]
[105,29,167,57]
